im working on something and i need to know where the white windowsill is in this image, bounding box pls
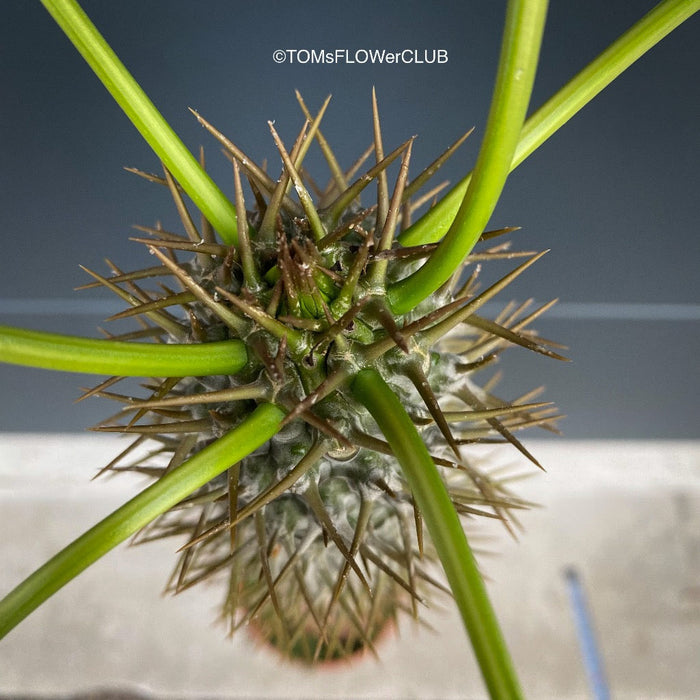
[1,437,699,699]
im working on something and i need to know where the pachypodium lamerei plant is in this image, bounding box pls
[0,0,696,697]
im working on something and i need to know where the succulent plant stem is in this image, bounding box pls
[389,0,549,315]
[398,0,700,248]
[39,0,239,244]
[0,325,247,377]
[0,403,285,638]
[351,369,524,700]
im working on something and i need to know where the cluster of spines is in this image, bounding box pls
[75,92,566,661]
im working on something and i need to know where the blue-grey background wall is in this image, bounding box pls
[1,1,697,436]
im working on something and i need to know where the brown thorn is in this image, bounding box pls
[359,545,425,604]
[403,126,475,201]
[78,264,187,340]
[176,516,230,553]
[106,291,196,322]
[231,159,262,290]
[91,418,213,435]
[91,434,148,480]
[276,232,301,316]
[367,298,409,353]
[464,314,569,361]
[146,245,248,335]
[371,87,390,233]
[323,496,373,629]
[371,242,438,262]
[123,166,183,189]
[267,120,326,243]
[461,298,562,362]
[479,225,522,242]
[457,384,544,471]
[254,512,288,640]
[214,285,303,351]
[332,230,373,312]
[245,169,269,216]
[163,433,198,477]
[284,93,333,197]
[265,278,284,317]
[130,223,188,241]
[304,481,372,596]
[277,315,323,331]
[413,501,425,558]
[318,204,378,250]
[129,235,229,257]
[123,382,267,410]
[197,146,216,244]
[368,137,415,287]
[257,119,310,241]
[162,165,203,246]
[419,251,549,346]
[295,90,348,194]
[189,107,303,217]
[75,375,123,404]
[442,401,554,423]
[174,504,212,592]
[230,440,328,529]
[309,297,370,357]
[466,249,538,262]
[344,142,376,183]
[320,137,413,227]
[125,375,182,429]
[279,365,352,427]
[408,181,451,215]
[405,360,462,459]
[75,264,170,290]
[297,409,353,451]
[291,564,328,646]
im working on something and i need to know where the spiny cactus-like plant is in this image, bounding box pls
[74,101,566,664]
[1,1,696,697]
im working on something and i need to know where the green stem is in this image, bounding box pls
[351,369,523,700]
[0,326,246,377]
[0,403,285,638]
[518,0,699,171]
[398,0,699,248]
[40,0,238,244]
[389,0,548,315]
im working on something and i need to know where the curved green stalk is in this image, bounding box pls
[40,0,239,244]
[399,0,698,247]
[518,0,698,172]
[351,369,523,700]
[0,403,285,638]
[0,326,247,377]
[388,0,548,315]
